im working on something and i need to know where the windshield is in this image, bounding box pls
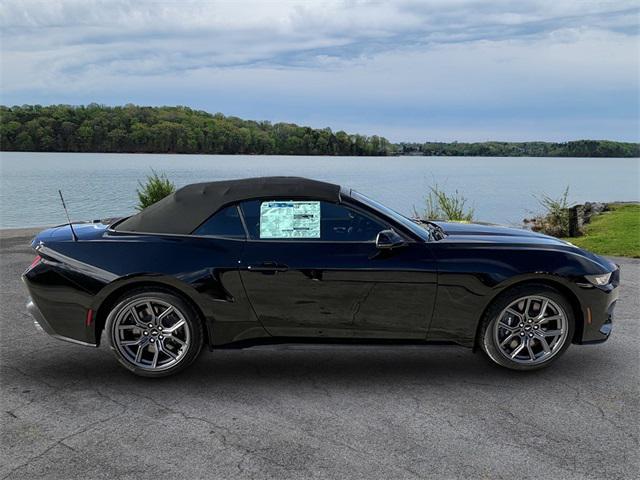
[349,190,432,241]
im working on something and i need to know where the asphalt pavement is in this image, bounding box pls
[1,227,638,479]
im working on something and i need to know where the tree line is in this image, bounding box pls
[1,104,638,157]
[0,104,392,156]
[396,140,639,158]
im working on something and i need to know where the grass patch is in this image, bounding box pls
[563,204,640,258]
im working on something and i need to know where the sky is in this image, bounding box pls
[1,0,639,142]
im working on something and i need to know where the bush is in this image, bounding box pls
[414,184,474,222]
[530,186,571,237]
[136,170,176,210]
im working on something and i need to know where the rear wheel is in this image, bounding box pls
[480,285,574,371]
[105,290,203,377]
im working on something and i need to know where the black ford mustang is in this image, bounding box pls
[23,177,619,377]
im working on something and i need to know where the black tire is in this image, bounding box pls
[105,289,203,377]
[479,284,575,371]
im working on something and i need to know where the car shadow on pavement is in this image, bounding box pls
[15,342,590,393]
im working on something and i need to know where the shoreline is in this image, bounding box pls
[0,226,47,239]
[2,151,640,159]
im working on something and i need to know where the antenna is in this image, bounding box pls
[58,190,78,242]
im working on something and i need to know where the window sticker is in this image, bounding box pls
[260,201,321,238]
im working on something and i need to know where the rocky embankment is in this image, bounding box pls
[523,201,638,237]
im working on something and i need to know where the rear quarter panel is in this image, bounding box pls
[26,230,263,346]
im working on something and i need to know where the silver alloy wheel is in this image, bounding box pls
[112,297,191,371]
[493,295,568,365]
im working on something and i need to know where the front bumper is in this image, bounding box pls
[575,268,620,344]
[579,298,616,344]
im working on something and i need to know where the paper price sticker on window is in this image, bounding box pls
[260,201,321,239]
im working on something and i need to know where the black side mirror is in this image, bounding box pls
[375,229,405,250]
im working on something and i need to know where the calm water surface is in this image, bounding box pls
[0,152,638,229]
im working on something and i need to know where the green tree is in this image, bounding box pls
[1,104,637,157]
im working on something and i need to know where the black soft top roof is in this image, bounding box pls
[115,176,341,234]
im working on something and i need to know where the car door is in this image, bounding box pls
[238,198,437,340]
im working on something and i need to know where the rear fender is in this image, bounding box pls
[91,275,213,347]
[91,269,267,348]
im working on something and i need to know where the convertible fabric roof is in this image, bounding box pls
[115,176,341,234]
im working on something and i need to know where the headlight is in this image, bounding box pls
[585,272,612,286]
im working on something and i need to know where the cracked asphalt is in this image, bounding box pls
[1,228,638,479]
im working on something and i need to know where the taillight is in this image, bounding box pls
[26,255,42,272]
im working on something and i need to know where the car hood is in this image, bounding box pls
[433,221,565,245]
[431,221,616,270]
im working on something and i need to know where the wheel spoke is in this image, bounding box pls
[505,308,522,319]
[500,324,520,332]
[165,319,185,333]
[500,333,518,347]
[542,329,562,337]
[537,299,549,320]
[157,306,174,322]
[158,340,177,360]
[121,338,143,346]
[129,307,147,328]
[135,343,146,363]
[510,340,526,359]
[526,339,536,361]
[168,336,186,348]
[146,302,155,321]
[151,347,159,368]
[538,315,561,324]
[538,336,551,354]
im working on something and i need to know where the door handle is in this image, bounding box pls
[248,261,289,274]
[261,261,289,272]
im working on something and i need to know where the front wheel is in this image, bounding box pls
[105,290,203,377]
[480,285,575,371]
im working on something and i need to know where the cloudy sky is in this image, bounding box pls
[1,0,638,142]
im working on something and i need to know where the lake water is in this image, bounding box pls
[0,152,638,229]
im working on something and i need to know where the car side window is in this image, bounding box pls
[321,202,385,241]
[239,200,385,242]
[193,205,245,238]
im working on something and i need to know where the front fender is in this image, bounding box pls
[426,244,611,347]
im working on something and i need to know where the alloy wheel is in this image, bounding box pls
[112,297,191,371]
[493,295,568,365]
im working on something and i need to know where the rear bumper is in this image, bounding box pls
[27,298,55,336]
[26,296,97,347]
[23,265,98,347]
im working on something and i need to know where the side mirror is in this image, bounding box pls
[375,229,405,250]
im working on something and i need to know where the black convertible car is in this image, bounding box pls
[23,177,619,377]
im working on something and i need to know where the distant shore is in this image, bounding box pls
[2,105,639,158]
[2,151,640,159]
